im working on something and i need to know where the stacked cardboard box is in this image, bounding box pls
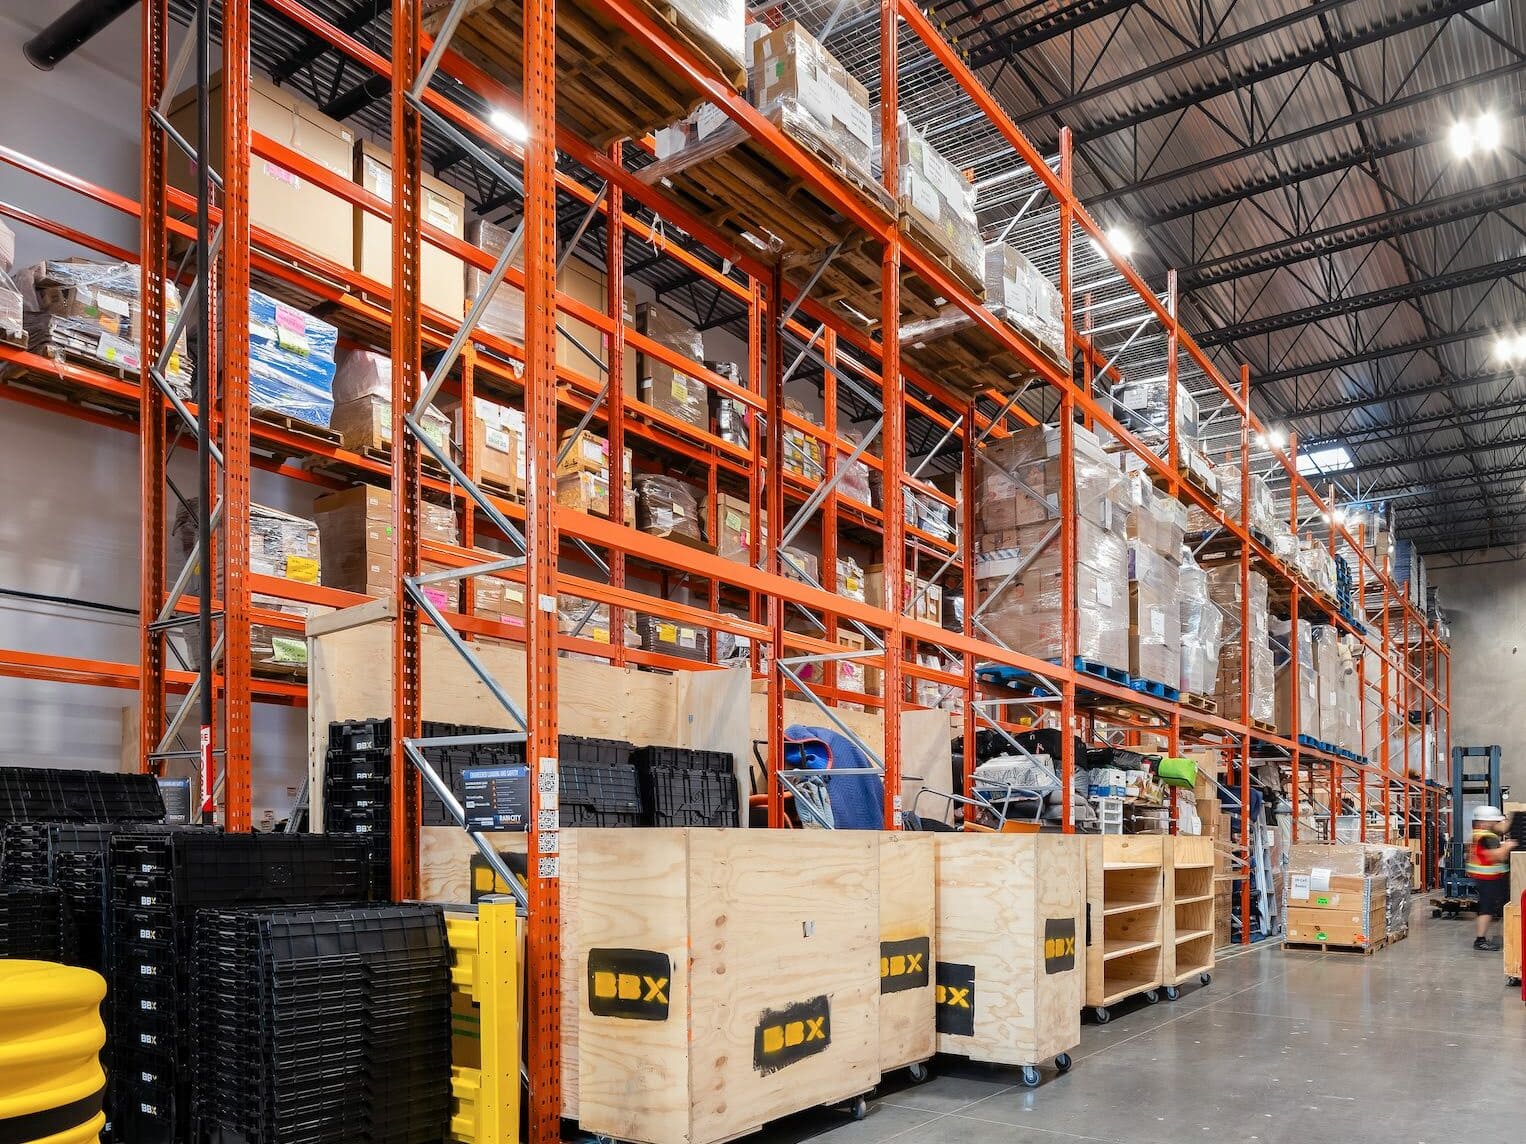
[328,348,451,455]
[707,490,759,563]
[1296,534,1337,599]
[1208,565,1273,725]
[782,396,825,479]
[1178,555,1222,697]
[651,22,874,188]
[635,303,708,430]
[1274,617,1320,741]
[170,72,357,270]
[887,115,982,288]
[898,242,1064,367]
[447,396,524,494]
[0,222,20,343]
[354,140,466,316]
[312,485,459,597]
[973,423,1130,669]
[1125,474,1185,686]
[866,565,941,625]
[1284,843,1385,947]
[15,259,192,395]
[554,429,634,525]
[1311,625,1346,747]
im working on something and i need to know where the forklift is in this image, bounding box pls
[1432,745,1503,918]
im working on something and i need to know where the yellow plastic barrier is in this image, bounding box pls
[0,961,107,1144]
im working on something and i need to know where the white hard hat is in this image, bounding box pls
[1473,805,1504,823]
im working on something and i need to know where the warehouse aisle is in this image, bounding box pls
[767,911,1525,1143]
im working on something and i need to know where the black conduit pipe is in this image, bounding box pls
[23,0,141,70]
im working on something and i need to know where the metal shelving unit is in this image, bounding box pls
[0,0,1453,1139]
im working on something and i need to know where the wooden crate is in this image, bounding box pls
[878,832,936,1074]
[563,828,879,1144]
[1505,902,1521,985]
[1164,835,1215,988]
[1084,835,1165,1014]
[932,833,1085,1069]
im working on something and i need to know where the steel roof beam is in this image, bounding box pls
[1087,58,1526,208]
[1181,175,1526,289]
[1250,328,1492,387]
[952,0,1134,60]
[1136,101,1526,227]
[1198,254,1526,346]
[267,0,382,83]
[1317,431,1526,480]
[996,0,1491,144]
[1300,397,1526,449]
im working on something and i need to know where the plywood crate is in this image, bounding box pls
[878,832,936,1074]
[1505,902,1521,985]
[1084,835,1165,1012]
[932,833,1085,1070]
[1164,835,1215,987]
[563,828,880,1144]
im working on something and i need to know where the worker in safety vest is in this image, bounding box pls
[1469,805,1516,951]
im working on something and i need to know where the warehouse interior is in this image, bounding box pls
[0,1,1522,1142]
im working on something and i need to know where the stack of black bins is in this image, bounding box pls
[0,882,69,960]
[323,718,395,896]
[0,766,166,826]
[191,905,450,1144]
[109,833,374,1144]
[559,737,642,827]
[632,747,739,827]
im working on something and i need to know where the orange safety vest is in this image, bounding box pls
[1468,829,1507,879]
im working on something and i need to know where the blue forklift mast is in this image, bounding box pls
[1434,745,1502,918]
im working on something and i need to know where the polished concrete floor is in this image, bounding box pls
[762,907,1526,1144]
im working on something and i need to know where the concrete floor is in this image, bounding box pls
[761,908,1526,1144]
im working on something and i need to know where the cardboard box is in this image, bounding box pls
[329,393,451,456]
[557,429,609,477]
[451,397,524,493]
[354,140,466,316]
[708,491,760,563]
[557,471,609,518]
[170,72,355,269]
[312,485,458,594]
[1284,873,1371,910]
[1285,903,1385,947]
[751,22,875,182]
[636,302,708,428]
[866,565,941,625]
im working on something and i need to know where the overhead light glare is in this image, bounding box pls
[1449,110,1502,158]
[1105,225,1135,257]
[1494,332,1525,363]
[490,108,528,142]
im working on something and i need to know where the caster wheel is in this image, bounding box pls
[1020,1065,1041,1088]
[1509,977,1522,988]
[850,1097,868,1122]
[1164,986,1180,1001]
[908,1062,930,1084]
[1054,1053,1073,1074]
[1432,909,1442,918]
[1093,1006,1111,1024]
[1199,972,1212,987]
[1144,989,1161,1005]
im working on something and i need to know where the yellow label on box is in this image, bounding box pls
[671,376,688,403]
[285,555,319,583]
[658,622,678,643]
[590,628,610,644]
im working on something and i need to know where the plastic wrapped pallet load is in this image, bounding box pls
[643,20,882,251]
[1369,844,1413,940]
[887,115,983,290]
[635,302,709,429]
[972,424,1130,671]
[15,258,192,394]
[248,289,338,427]
[1125,474,1185,688]
[1207,565,1274,726]
[1273,617,1319,741]
[1283,843,1386,949]
[1177,555,1222,697]
[898,241,1064,368]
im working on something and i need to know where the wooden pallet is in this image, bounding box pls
[1284,937,1385,956]
[1180,692,1218,716]
[1249,718,1276,736]
[252,408,342,447]
[649,123,893,265]
[444,0,745,148]
[901,310,1064,399]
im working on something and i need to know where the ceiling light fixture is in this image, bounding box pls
[1449,110,1502,158]
[1494,332,1525,363]
[1105,225,1135,257]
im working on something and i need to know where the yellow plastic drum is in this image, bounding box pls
[0,961,107,1144]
